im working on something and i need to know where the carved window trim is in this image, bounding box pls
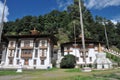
[41,40,45,46]
[41,60,44,65]
[10,41,14,47]
[24,40,30,47]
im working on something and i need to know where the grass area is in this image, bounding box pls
[0,68,120,80]
[0,68,57,76]
[65,68,81,72]
[0,70,22,76]
[73,76,106,80]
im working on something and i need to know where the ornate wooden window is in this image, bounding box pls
[10,41,14,47]
[41,40,45,46]
[24,40,30,47]
[10,50,12,56]
[35,42,39,47]
[42,50,44,56]
[41,60,44,65]
[21,50,32,58]
[22,50,32,54]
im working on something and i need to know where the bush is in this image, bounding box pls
[5,32,17,35]
[60,54,76,68]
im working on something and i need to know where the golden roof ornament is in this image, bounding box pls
[98,43,102,53]
[30,28,39,35]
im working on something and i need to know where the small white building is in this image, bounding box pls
[2,29,57,69]
[57,38,108,68]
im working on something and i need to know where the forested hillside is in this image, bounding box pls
[3,0,120,49]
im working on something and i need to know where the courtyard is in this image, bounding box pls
[0,68,120,80]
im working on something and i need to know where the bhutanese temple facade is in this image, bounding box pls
[0,29,57,69]
[0,29,113,70]
[56,38,110,68]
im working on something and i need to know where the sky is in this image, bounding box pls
[0,0,120,24]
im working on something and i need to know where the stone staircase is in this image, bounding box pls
[103,48,120,58]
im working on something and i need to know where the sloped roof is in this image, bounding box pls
[4,34,57,45]
[61,38,104,47]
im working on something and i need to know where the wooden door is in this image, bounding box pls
[24,59,29,65]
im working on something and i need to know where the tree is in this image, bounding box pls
[60,54,76,68]
[67,0,94,39]
[3,0,120,50]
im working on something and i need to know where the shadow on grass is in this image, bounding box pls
[65,68,81,72]
[73,76,106,80]
[93,73,120,80]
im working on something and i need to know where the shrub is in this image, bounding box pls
[60,54,76,68]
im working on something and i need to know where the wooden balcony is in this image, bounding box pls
[21,53,32,58]
[39,46,47,49]
[79,49,88,52]
[64,50,73,52]
[21,46,33,49]
[40,56,46,60]
[88,45,94,48]
[8,47,15,50]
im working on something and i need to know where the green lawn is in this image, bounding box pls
[0,68,120,80]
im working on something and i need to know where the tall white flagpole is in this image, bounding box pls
[73,21,77,56]
[78,0,87,67]
[0,0,7,43]
[104,23,109,49]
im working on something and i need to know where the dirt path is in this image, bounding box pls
[0,69,72,80]
[0,75,23,80]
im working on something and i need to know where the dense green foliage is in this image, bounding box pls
[106,52,120,66]
[60,54,76,68]
[3,0,120,49]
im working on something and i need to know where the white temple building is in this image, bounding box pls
[1,28,57,69]
[56,38,112,69]
[0,29,114,70]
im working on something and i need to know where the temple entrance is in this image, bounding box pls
[102,64,104,69]
[24,59,29,65]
